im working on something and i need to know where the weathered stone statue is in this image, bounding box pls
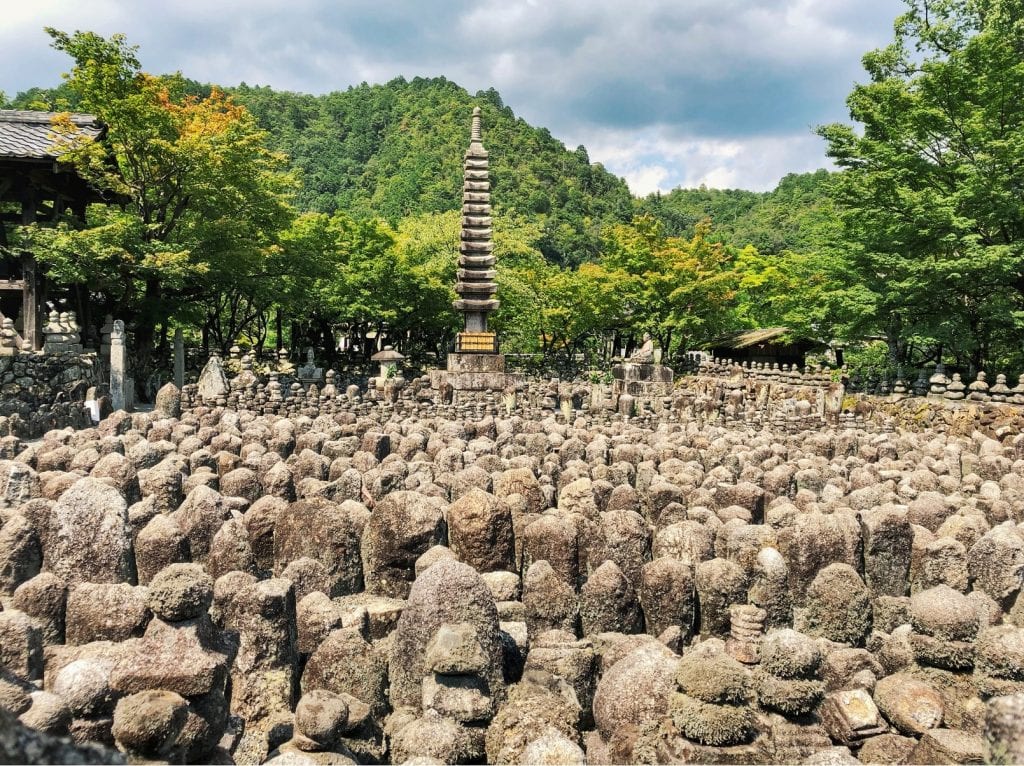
[0,317,19,355]
[197,352,229,404]
[631,333,655,362]
[296,348,323,383]
[611,333,673,413]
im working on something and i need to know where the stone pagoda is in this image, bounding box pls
[432,107,522,392]
[454,107,499,341]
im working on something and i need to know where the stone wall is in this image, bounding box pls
[0,351,99,438]
[849,396,1024,439]
[685,358,1024,438]
[176,370,598,423]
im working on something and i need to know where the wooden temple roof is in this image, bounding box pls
[0,110,104,160]
[713,327,794,349]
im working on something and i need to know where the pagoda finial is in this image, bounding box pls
[471,106,482,143]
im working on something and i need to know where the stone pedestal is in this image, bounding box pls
[611,362,674,410]
[430,353,524,392]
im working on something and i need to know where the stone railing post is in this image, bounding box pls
[110,319,127,411]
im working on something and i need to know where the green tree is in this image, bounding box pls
[593,215,740,356]
[280,212,415,360]
[818,0,1024,370]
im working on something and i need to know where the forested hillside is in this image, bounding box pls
[9,71,830,272]
[233,79,838,266]
[232,79,633,266]
[635,170,838,256]
[11,76,634,267]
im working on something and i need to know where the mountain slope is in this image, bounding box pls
[231,77,634,265]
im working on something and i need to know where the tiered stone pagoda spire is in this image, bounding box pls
[453,107,499,333]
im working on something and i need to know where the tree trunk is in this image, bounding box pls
[885,312,904,367]
[132,277,162,403]
[661,329,673,359]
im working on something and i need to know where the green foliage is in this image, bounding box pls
[8,81,80,111]
[592,216,742,354]
[817,0,1024,371]
[8,29,295,370]
[843,341,892,380]
[635,170,838,256]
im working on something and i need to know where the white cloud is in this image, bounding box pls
[578,127,832,193]
[622,165,671,197]
[0,0,903,190]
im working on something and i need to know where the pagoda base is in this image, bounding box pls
[430,353,524,392]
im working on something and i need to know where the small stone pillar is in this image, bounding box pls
[42,310,65,354]
[268,372,283,404]
[1011,375,1024,405]
[321,370,337,399]
[891,375,908,400]
[727,604,767,664]
[66,312,82,353]
[989,373,1010,402]
[0,318,19,356]
[968,371,990,401]
[173,328,185,388]
[928,363,949,397]
[944,373,966,400]
[559,393,573,423]
[110,319,128,411]
[99,314,114,358]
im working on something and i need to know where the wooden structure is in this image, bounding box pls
[0,110,106,349]
[709,327,821,368]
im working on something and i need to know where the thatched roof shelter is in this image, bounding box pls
[708,327,822,367]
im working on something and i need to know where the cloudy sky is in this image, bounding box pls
[1,0,905,194]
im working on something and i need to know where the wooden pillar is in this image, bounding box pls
[21,256,37,350]
[19,187,39,351]
[173,328,184,388]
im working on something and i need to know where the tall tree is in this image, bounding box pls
[818,0,1024,370]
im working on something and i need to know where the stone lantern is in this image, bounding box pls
[371,345,405,388]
